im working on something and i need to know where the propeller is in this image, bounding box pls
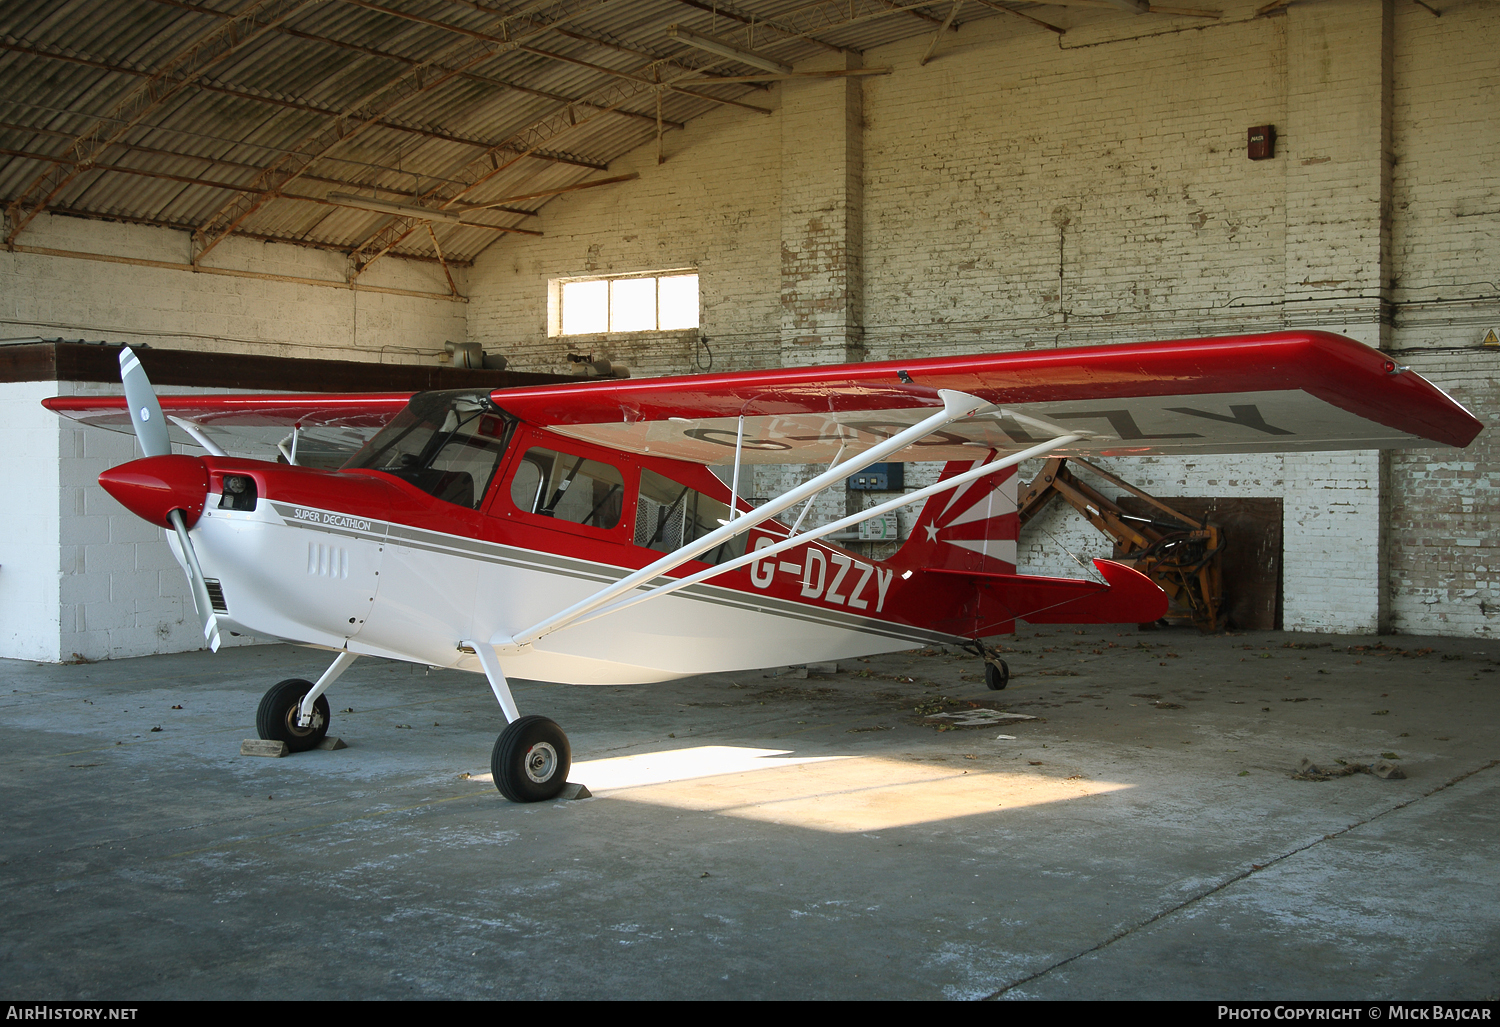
[118,347,221,652]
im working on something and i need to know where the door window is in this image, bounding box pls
[510,448,625,530]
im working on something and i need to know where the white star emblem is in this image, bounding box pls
[925,524,940,542]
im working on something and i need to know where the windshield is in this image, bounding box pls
[344,390,513,509]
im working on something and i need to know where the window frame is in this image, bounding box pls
[548,268,699,338]
[494,429,636,543]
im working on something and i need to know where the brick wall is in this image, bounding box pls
[1,214,467,362]
[465,100,783,378]
[464,1,1499,637]
[0,214,469,661]
[8,1,1496,649]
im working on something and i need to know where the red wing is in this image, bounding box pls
[43,393,413,464]
[491,331,1481,465]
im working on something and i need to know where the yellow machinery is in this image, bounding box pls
[1017,457,1225,632]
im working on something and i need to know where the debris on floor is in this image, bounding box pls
[922,709,1038,728]
[1293,757,1406,781]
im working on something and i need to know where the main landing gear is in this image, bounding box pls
[491,715,571,803]
[466,639,572,803]
[962,639,1010,691]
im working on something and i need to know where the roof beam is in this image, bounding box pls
[188,0,613,265]
[968,0,1065,33]
[0,40,615,172]
[668,0,849,52]
[451,171,639,212]
[36,203,474,267]
[1030,0,1220,14]
[346,75,664,276]
[0,145,541,232]
[3,0,321,248]
[147,0,684,128]
[919,1,966,66]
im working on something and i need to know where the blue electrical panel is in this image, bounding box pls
[848,463,903,491]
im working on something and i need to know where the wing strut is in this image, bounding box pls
[561,431,1086,633]
[497,389,996,650]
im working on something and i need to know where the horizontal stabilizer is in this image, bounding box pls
[928,559,1168,625]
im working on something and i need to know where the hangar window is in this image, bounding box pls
[550,271,698,336]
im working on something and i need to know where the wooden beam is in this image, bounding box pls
[669,68,893,83]
[668,86,774,115]
[669,0,847,52]
[4,0,320,248]
[969,0,1066,32]
[452,173,640,213]
[920,1,966,67]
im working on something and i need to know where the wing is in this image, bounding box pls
[492,331,1481,464]
[42,393,412,466]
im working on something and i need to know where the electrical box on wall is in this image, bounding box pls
[848,463,903,491]
[858,514,901,542]
[1248,125,1276,161]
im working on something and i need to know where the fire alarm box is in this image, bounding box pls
[1248,125,1276,161]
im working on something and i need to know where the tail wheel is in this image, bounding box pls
[492,715,571,803]
[256,678,330,753]
[985,659,1010,691]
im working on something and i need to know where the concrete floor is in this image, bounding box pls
[2,627,1498,1000]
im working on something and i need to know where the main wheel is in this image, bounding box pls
[256,678,331,753]
[984,659,1011,691]
[491,715,571,803]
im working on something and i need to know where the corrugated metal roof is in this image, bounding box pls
[0,0,1025,273]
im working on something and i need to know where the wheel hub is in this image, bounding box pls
[523,741,558,783]
[282,697,324,737]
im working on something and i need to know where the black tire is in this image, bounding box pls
[984,659,1010,691]
[491,715,571,803]
[256,678,331,753]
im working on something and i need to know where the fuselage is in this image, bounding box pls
[172,414,1005,685]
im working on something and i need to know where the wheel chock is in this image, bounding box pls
[241,739,288,758]
[314,736,347,751]
[558,782,591,800]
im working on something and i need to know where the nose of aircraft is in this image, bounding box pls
[98,455,210,529]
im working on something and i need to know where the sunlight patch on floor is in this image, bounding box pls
[582,746,1132,832]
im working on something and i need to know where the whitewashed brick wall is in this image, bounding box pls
[1,214,467,362]
[0,380,62,661]
[466,100,783,378]
[8,0,1496,652]
[2,378,270,662]
[463,1,1498,637]
[0,213,469,661]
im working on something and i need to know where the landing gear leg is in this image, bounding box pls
[466,640,571,802]
[962,639,1010,691]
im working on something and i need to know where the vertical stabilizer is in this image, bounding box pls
[888,456,1018,574]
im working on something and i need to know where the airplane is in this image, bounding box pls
[43,331,1482,802]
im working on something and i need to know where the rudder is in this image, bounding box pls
[888,455,1018,574]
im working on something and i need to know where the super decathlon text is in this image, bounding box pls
[292,507,372,532]
[7,1010,137,1020]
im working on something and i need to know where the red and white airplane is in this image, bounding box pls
[44,331,1481,801]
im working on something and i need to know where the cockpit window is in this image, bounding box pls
[344,391,512,509]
